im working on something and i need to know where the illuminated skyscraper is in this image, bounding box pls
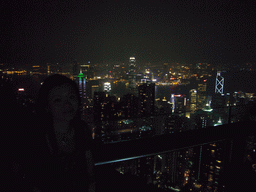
[77,72,86,106]
[215,71,224,94]
[197,79,207,110]
[173,94,186,116]
[129,57,136,74]
[128,57,137,95]
[199,142,227,191]
[103,82,111,92]
[189,89,197,115]
[80,62,90,79]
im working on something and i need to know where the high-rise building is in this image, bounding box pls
[194,109,213,129]
[91,85,99,99]
[93,91,117,122]
[189,89,197,115]
[215,71,224,94]
[93,91,117,142]
[197,79,207,110]
[103,82,111,93]
[120,93,138,118]
[80,62,90,79]
[199,142,227,191]
[128,57,137,95]
[211,93,225,109]
[138,82,155,117]
[129,57,136,74]
[76,72,86,106]
[173,94,186,116]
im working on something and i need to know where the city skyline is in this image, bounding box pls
[1,0,255,67]
[2,48,256,191]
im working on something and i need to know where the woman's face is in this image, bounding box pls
[47,83,79,123]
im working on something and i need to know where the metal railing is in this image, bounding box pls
[93,121,256,165]
[92,120,256,191]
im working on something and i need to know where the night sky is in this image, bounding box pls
[1,0,255,67]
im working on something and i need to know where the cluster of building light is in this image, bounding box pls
[214,118,223,126]
[103,82,111,92]
[139,126,151,131]
[118,119,133,124]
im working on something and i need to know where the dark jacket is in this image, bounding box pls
[8,117,93,191]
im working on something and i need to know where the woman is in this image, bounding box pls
[26,74,95,191]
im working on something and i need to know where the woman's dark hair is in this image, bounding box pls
[35,74,82,154]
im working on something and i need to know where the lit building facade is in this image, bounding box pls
[138,82,155,117]
[80,62,90,79]
[77,72,86,106]
[173,94,187,116]
[189,89,197,116]
[197,79,207,110]
[103,82,111,93]
[120,93,138,119]
[128,57,137,95]
[93,91,118,142]
[215,71,224,94]
[199,142,227,191]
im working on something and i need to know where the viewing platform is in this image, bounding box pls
[93,121,256,191]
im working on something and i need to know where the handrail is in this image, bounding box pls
[93,121,256,166]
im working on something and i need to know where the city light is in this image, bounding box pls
[2,51,255,192]
[158,155,162,159]
[203,109,213,112]
[214,118,222,126]
[104,82,111,92]
[122,119,133,124]
[169,186,181,191]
